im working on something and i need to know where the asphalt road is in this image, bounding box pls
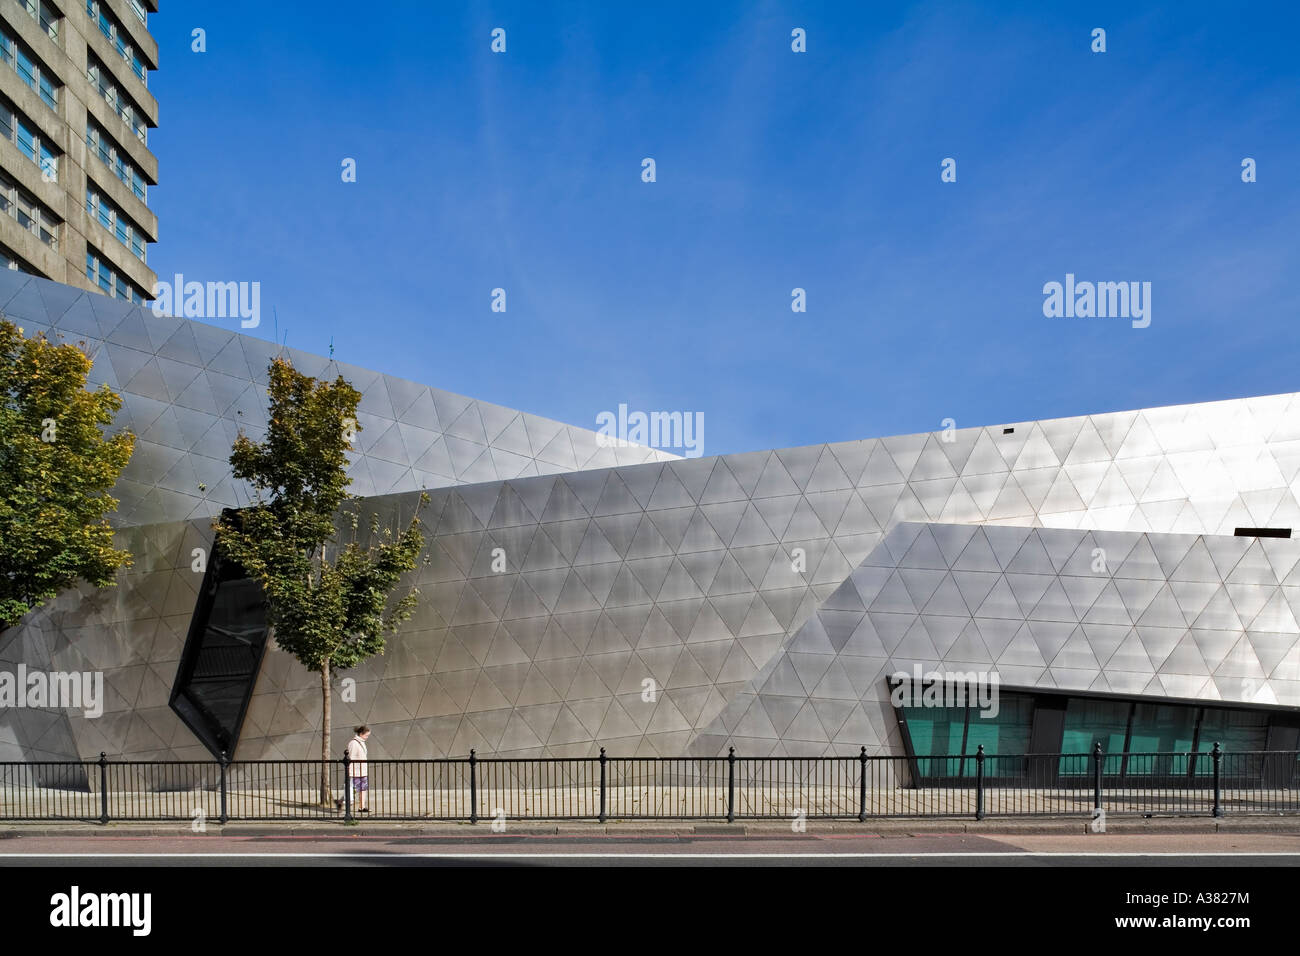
[3,832,1300,866]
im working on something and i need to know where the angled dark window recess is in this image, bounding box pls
[1234,528,1292,538]
[1002,427,1015,435]
[169,509,270,759]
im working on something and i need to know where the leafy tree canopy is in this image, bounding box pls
[0,320,134,632]
[214,356,426,673]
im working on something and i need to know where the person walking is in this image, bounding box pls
[336,725,371,813]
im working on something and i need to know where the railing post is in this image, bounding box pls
[598,748,607,823]
[469,749,478,824]
[975,744,985,821]
[98,752,108,825]
[1093,742,1103,817]
[726,746,736,823]
[218,751,228,825]
[1212,742,1223,818]
[343,750,353,822]
[858,746,868,822]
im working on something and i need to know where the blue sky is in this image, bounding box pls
[147,1,1300,457]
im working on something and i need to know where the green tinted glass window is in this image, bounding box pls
[965,693,1034,777]
[1194,708,1269,775]
[1126,703,1196,775]
[1060,698,1130,775]
[902,706,966,777]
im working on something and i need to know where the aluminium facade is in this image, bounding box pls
[1,271,1298,773]
[0,270,678,527]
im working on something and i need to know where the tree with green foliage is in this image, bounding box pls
[0,320,135,633]
[214,356,427,804]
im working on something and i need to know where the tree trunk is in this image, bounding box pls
[320,659,332,805]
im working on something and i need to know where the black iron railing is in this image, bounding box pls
[0,743,1296,823]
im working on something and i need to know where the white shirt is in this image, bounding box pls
[346,735,368,777]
